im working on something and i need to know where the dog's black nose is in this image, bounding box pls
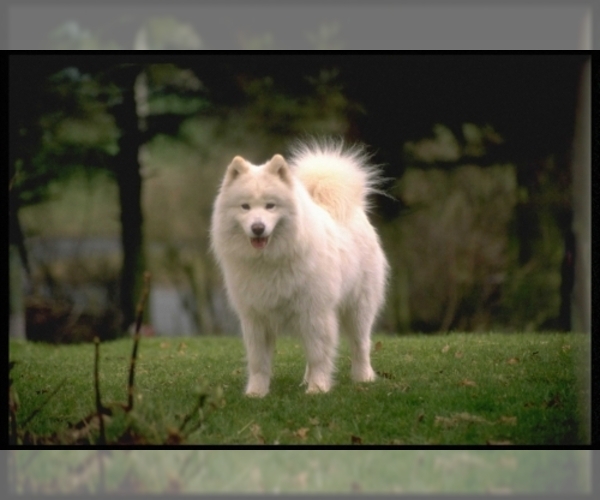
[251,223,265,236]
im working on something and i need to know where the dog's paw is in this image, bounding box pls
[305,377,331,394]
[245,377,270,397]
[352,366,377,383]
[245,390,268,398]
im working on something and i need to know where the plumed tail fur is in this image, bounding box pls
[289,140,384,222]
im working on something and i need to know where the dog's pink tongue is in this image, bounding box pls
[251,237,268,249]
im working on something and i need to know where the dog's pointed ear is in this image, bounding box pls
[224,156,249,185]
[267,154,292,184]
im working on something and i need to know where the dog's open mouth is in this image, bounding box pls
[250,237,269,249]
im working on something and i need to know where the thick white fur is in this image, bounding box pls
[210,140,389,397]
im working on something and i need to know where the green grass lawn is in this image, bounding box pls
[9,332,589,445]
[10,449,591,494]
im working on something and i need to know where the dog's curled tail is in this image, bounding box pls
[289,140,384,222]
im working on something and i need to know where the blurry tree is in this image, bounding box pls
[10,58,208,333]
[10,62,122,340]
[382,124,520,332]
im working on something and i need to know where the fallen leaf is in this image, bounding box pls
[351,435,362,444]
[417,413,425,422]
[454,351,463,359]
[562,344,571,352]
[456,412,491,424]
[435,412,491,428]
[250,423,265,443]
[165,429,184,445]
[160,342,170,349]
[506,357,519,365]
[442,344,450,353]
[308,417,319,426]
[294,427,310,439]
[544,393,562,408]
[375,341,383,351]
[435,416,453,428]
[460,378,477,387]
[498,416,517,425]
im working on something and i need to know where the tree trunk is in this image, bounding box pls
[9,246,26,340]
[570,58,590,445]
[571,59,590,335]
[111,65,147,330]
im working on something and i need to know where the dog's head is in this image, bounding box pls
[218,154,296,252]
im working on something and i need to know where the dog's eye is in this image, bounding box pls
[265,203,275,210]
[241,204,250,210]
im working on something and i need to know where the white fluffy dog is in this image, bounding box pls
[210,141,388,397]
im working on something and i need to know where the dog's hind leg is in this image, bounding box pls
[340,304,377,383]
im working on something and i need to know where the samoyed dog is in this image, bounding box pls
[210,140,388,397]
